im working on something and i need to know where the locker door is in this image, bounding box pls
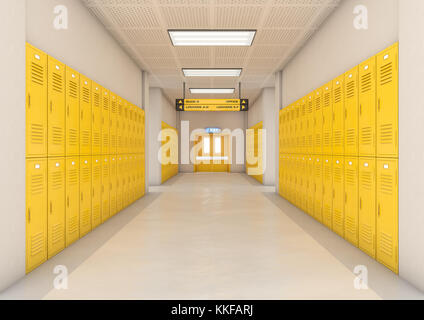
[322,82,333,155]
[279,110,283,155]
[314,156,323,223]
[359,58,377,157]
[117,98,123,154]
[26,159,47,273]
[306,94,314,154]
[66,68,79,156]
[332,157,344,237]
[377,44,398,158]
[133,155,139,199]
[300,156,307,211]
[129,105,135,153]
[345,67,359,156]
[281,109,286,154]
[48,57,66,157]
[79,157,92,237]
[101,156,110,222]
[358,158,376,258]
[332,76,344,156]
[294,156,300,207]
[79,76,91,155]
[140,109,145,156]
[123,102,129,154]
[314,88,323,155]
[299,100,306,154]
[66,157,80,247]
[47,158,66,258]
[122,155,129,207]
[116,156,123,212]
[344,157,359,247]
[306,156,315,216]
[140,154,145,197]
[110,156,117,216]
[279,155,284,198]
[294,104,300,154]
[322,156,333,229]
[92,156,102,228]
[26,44,48,158]
[110,93,118,155]
[376,159,398,273]
[102,88,110,155]
[92,84,101,155]
[129,155,135,203]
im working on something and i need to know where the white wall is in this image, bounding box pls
[398,0,424,292]
[26,0,142,106]
[282,0,399,106]
[0,0,26,292]
[248,87,277,186]
[179,112,246,173]
[148,88,177,186]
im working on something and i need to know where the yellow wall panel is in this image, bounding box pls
[66,157,79,247]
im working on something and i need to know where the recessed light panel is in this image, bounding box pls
[169,30,256,46]
[183,69,242,77]
[190,88,235,94]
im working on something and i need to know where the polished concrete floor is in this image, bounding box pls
[1,173,423,300]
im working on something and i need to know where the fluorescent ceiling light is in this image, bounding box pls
[190,88,235,94]
[183,69,242,77]
[169,30,256,46]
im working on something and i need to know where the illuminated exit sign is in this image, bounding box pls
[176,99,249,111]
[205,128,221,134]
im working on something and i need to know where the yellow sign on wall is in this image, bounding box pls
[176,99,249,111]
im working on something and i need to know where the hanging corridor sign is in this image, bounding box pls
[176,99,249,111]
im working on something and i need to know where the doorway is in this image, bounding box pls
[194,134,230,173]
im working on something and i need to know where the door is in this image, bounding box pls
[26,158,47,273]
[26,44,48,158]
[332,76,344,156]
[66,157,80,247]
[79,157,92,237]
[116,156,123,212]
[128,155,134,204]
[80,76,91,155]
[306,95,314,154]
[128,105,134,153]
[117,98,124,154]
[47,57,66,157]
[101,156,110,222]
[92,156,102,228]
[196,135,230,173]
[358,158,376,258]
[306,156,315,216]
[102,88,110,155]
[294,103,300,154]
[359,57,377,157]
[344,157,359,247]
[123,155,129,208]
[344,67,359,156]
[47,158,66,258]
[123,101,129,154]
[332,157,344,237]
[92,84,101,155]
[110,156,117,216]
[377,44,398,158]
[299,100,306,154]
[376,159,398,273]
[110,93,118,155]
[314,88,323,155]
[322,82,333,155]
[314,156,323,223]
[322,156,333,229]
[66,67,79,156]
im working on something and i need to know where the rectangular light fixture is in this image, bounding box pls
[190,88,235,94]
[183,69,242,77]
[169,30,256,46]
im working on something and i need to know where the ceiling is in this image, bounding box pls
[82,0,341,104]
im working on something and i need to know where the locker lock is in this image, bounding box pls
[349,74,353,78]
[364,163,369,167]
[35,164,40,169]
[34,54,40,60]
[55,65,60,70]
[384,54,389,60]
[85,161,88,164]
[56,163,60,167]
[364,65,369,70]
[384,164,389,169]
[72,161,75,165]
[72,74,76,78]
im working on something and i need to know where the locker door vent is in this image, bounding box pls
[346,129,355,146]
[361,73,372,93]
[31,124,44,145]
[380,124,393,145]
[93,92,100,107]
[334,87,342,103]
[380,233,394,256]
[360,127,372,145]
[93,205,100,221]
[93,166,101,180]
[315,97,321,111]
[345,168,356,185]
[346,216,356,235]
[52,126,64,146]
[93,132,100,147]
[334,131,342,147]
[52,73,63,93]
[334,167,342,183]
[69,80,78,99]
[51,223,63,245]
[69,129,78,146]
[361,171,373,190]
[31,174,44,194]
[30,232,44,256]
[51,171,63,190]
[380,173,393,195]
[69,216,78,235]
[81,210,90,227]
[82,132,90,147]
[380,62,393,86]
[68,169,78,185]
[346,81,355,98]
[324,91,331,107]
[360,225,373,245]
[31,62,44,86]
[82,167,90,182]
[82,88,90,103]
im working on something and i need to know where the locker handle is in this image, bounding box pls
[81,110,83,120]
[67,105,70,117]
[81,192,83,201]
[28,94,31,109]
[359,104,362,115]
[67,196,70,208]
[28,208,31,223]
[333,189,335,199]
[50,101,53,113]
[378,99,381,112]
[378,204,381,217]
[345,192,347,203]
[50,202,52,214]
[345,109,347,119]
[359,198,362,209]
[93,188,95,197]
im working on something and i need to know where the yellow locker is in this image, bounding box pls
[299,156,307,211]
[322,82,333,155]
[92,84,101,155]
[359,57,377,157]
[289,155,296,203]
[314,88,323,155]
[140,109,145,156]
[377,44,398,158]
[133,154,140,199]
[66,157,79,247]
[79,157,92,237]
[322,156,333,229]
[102,88,110,155]
[299,99,306,154]
[313,156,323,222]
[117,97,124,154]
[110,156,117,216]
[47,158,66,258]
[344,157,359,247]
[92,156,102,228]
[79,76,91,155]
[110,93,118,155]
[26,44,48,158]
[26,158,48,273]
[332,157,344,237]
[279,155,284,198]
[116,156,124,212]
[129,105,135,153]
[279,110,283,155]
[65,67,80,156]
[140,154,145,198]
[281,109,287,154]
[122,155,128,207]
[128,155,135,204]
[47,57,66,157]
[358,158,376,258]
[101,156,110,222]
[344,67,359,156]
[294,156,300,207]
[123,102,129,154]
[306,156,315,216]
[294,104,300,154]
[332,76,344,156]
[306,94,314,154]
[376,159,398,273]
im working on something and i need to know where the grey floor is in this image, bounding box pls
[1,173,422,300]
